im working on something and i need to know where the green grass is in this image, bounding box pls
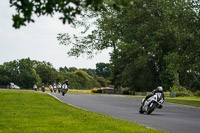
[0,90,163,133]
[165,97,200,107]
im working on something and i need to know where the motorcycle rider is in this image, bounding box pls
[142,86,164,108]
[57,82,62,93]
[64,79,69,87]
[62,79,69,92]
[41,83,45,92]
[53,83,57,93]
[49,85,53,93]
[33,84,37,91]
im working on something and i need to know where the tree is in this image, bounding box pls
[110,0,200,91]
[34,61,57,85]
[10,0,133,29]
[18,58,41,88]
[96,63,111,79]
[81,68,96,77]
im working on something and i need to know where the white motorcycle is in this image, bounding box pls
[61,84,68,96]
[139,92,164,114]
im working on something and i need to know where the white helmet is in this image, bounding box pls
[157,86,163,92]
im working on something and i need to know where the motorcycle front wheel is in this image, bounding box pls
[139,106,144,114]
[147,102,156,114]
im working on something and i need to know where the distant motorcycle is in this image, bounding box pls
[49,88,53,93]
[139,92,164,114]
[62,84,68,96]
[58,87,61,93]
[41,86,45,92]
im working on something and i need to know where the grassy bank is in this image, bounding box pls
[165,97,200,107]
[0,90,163,133]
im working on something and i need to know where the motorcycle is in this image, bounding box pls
[139,92,164,114]
[41,86,45,92]
[58,87,61,93]
[62,84,68,96]
[57,84,62,93]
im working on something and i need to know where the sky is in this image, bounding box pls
[0,0,111,69]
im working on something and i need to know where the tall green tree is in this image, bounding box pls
[18,58,41,88]
[96,63,111,79]
[34,61,58,85]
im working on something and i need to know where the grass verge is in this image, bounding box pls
[165,97,200,107]
[0,90,163,133]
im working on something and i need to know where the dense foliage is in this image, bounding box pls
[58,0,200,92]
[0,58,110,89]
[10,0,132,28]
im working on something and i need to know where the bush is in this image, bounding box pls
[194,91,200,97]
[176,92,192,97]
[95,77,108,87]
[170,85,187,92]
[64,70,99,90]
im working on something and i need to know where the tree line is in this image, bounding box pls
[0,58,111,89]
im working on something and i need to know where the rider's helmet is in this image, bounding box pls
[157,86,163,92]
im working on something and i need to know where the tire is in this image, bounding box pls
[62,92,65,96]
[147,102,156,114]
[139,106,144,114]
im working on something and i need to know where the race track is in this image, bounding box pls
[50,93,200,133]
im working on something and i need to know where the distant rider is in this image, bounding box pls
[53,83,57,93]
[33,84,37,91]
[57,82,62,93]
[49,85,53,93]
[41,83,45,92]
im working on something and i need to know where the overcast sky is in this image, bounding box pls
[0,0,111,69]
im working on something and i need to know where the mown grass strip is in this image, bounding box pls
[0,90,163,133]
[165,97,200,107]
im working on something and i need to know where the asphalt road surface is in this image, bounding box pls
[50,93,200,133]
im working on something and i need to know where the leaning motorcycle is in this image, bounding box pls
[62,84,68,96]
[139,93,164,114]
